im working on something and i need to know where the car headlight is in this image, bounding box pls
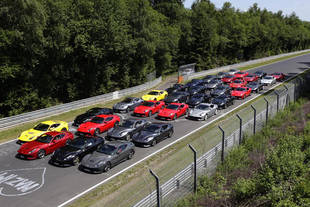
[199,113,205,116]
[29,148,38,154]
[120,131,128,137]
[169,113,174,116]
[96,161,106,167]
[146,137,154,142]
[64,154,75,160]
[144,110,149,113]
[88,128,95,132]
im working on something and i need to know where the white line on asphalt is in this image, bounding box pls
[58,70,305,207]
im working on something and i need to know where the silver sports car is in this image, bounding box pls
[187,103,218,120]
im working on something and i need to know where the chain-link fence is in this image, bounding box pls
[131,72,309,207]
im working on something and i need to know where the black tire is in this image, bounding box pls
[94,128,100,136]
[72,157,80,166]
[61,128,67,132]
[215,109,218,115]
[168,130,173,138]
[154,98,157,101]
[173,114,177,120]
[37,150,45,159]
[103,162,111,172]
[151,139,157,146]
[128,150,135,160]
[125,134,131,141]
[204,114,208,121]
[148,111,152,117]
[126,108,130,113]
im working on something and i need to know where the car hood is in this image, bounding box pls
[142,95,156,100]
[187,98,202,105]
[231,91,245,96]
[158,109,176,116]
[212,89,225,95]
[133,131,158,141]
[18,129,45,142]
[261,79,272,83]
[212,99,225,105]
[114,102,130,109]
[75,113,93,124]
[135,106,151,113]
[206,83,217,88]
[53,146,80,160]
[108,127,133,137]
[164,96,180,103]
[18,141,47,153]
[78,122,101,131]
[189,109,208,117]
[81,152,111,166]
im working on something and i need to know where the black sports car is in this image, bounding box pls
[254,70,267,78]
[49,136,104,166]
[164,91,190,104]
[73,108,114,127]
[166,87,179,95]
[211,94,234,109]
[202,75,217,84]
[211,85,232,97]
[172,84,186,91]
[79,141,135,173]
[113,97,144,113]
[247,81,264,93]
[216,72,229,78]
[185,79,204,88]
[206,79,223,90]
[186,93,211,108]
[132,123,174,147]
[106,118,148,141]
[188,85,206,96]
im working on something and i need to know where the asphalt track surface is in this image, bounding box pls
[0,54,309,207]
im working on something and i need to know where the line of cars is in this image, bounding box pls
[15,69,285,173]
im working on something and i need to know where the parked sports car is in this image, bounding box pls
[157,103,189,120]
[216,72,229,78]
[163,91,190,104]
[206,79,223,90]
[235,71,249,78]
[203,75,217,84]
[73,108,113,127]
[77,115,120,136]
[244,74,258,82]
[186,93,211,108]
[271,72,285,81]
[254,70,267,78]
[17,120,69,144]
[107,119,149,141]
[211,85,231,97]
[49,136,104,166]
[221,75,237,84]
[231,87,252,99]
[211,94,234,109]
[133,101,165,117]
[17,131,74,159]
[166,87,179,95]
[142,90,168,101]
[132,123,174,147]
[188,85,206,96]
[261,75,276,86]
[172,83,186,91]
[80,141,135,173]
[247,81,264,93]
[113,97,143,113]
[229,79,247,88]
[185,79,204,88]
[228,69,240,75]
[187,103,218,120]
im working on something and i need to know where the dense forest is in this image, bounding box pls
[1,0,310,117]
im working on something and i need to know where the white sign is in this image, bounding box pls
[0,167,46,196]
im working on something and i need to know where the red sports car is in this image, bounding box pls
[157,103,189,120]
[133,101,165,117]
[271,72,285,81]
[77,114,120,136]
[235,71,249,78]
[221,75,237,84]
[17,131,74,159]
[231,87,252,99]
[244,74,258,82]
[229,79,247,88]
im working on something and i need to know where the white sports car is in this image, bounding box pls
[260,75,276,86]
[187,103,218,121]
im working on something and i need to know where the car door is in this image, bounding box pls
[103,117,114,131]
[179,105,186,116]
[161,125,170,139]
[83,139,95,155]
[114,145,127,165]
[48,134,63,153]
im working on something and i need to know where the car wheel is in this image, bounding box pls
[128,150,135,160]
[154,98,157,101]
[173,114,177,120]
[94,128,100,136]
[204,114,208,120]
[37,150,45,159]
[148,111,152,117]
[125,134,131,141]
[73,157,80,166]
[168,130,173,138]
[215,109,218,115]
[186,109,189,116]
[61,128,68,132]
[103,162,111,172]
[126,108,130,113]
[151,139,157,146]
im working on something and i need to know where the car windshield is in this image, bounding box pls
[210,80,218,84]
[142,102,155,107]
[90,117,105,123]
[96,144,117,155]
[34,123,50,131]
[166,104,179,110]
[235,88,246,91]
[36,134,53,143]
[86,108,102,115]
[224,75,234,79]
[264,76,273,80]
[123,98,133,103]
[216,86,226,90]
[120,120,135,128]
[196,105,210,110]
[233,80,242,83]
[144,125,161,133]
[273,73,281,75]
[68,138,86,149]
[148,91,159,95]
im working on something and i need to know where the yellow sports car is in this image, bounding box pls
[142,90,168,101]
[17,120,69,144]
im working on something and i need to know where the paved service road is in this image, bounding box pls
[0,54,309,207]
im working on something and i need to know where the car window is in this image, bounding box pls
[117,145,127,153]
[105,117,113,122]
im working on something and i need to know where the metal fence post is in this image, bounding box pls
[251,105,256,135]
[264,98,269,124]
[293,81,297,103]
[283,85,290,106]
[236,114,242,144]
[218,126,225,163]
[188,144,197,194]
[149,169,161,207]
[274,91,280,112]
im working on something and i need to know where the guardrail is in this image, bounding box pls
[133,72,308,207]
[0,77,162,131]
[184,49,310,80]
